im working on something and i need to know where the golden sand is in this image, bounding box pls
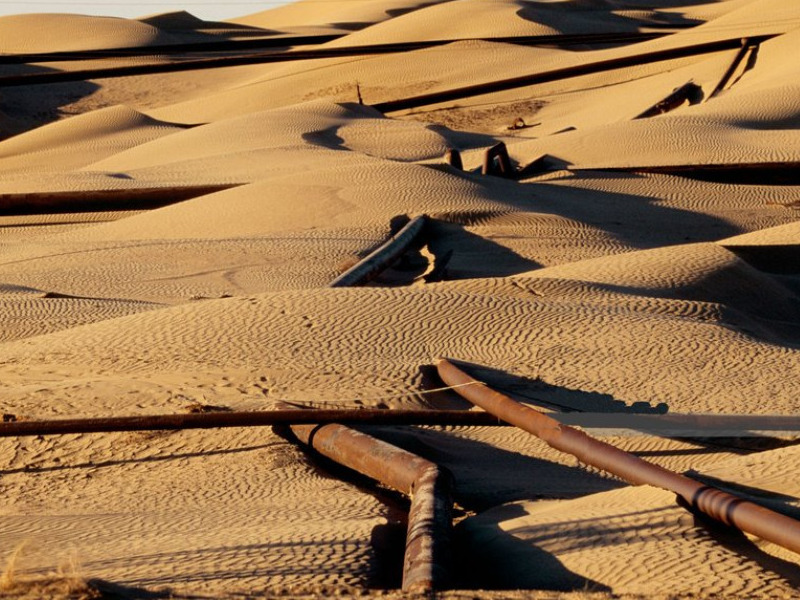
[0,1,798,596]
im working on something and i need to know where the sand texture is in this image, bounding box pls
[0,0,798,597]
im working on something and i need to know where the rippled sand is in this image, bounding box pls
[0,0,798,597]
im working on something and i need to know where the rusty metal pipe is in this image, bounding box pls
[403,465,452,591]
[290,422,452,591]
[437,358,800,555]
[0,409,504,438]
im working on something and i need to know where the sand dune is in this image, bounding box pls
[2,271,798,415]
[0,295,158,343]
[0,0,798,596]
[512,79,800,170]
[85,101,449,174]
[0,10,276,54]
[148,0,800,130]
[0,14,169,53]
[0,106,184,175]
[230,0,436,31]
[722,221,800,246]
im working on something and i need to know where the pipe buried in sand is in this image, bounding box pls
[289,421,452,592]
[436,358,800,556]
[329,215,427,287]
[481,142,513,177]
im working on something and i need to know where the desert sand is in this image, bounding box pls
[0,0,798,597]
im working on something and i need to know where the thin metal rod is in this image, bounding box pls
[0,409,504,438]
[4,408,799,439]
[290,422,452,591]
[437,358,800,556]
[5,408,800,439]
[330,215,427,287]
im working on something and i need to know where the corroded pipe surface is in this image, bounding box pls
[404,465,453,592]
[437,358,800,556]
[291,422,426,494]
[289,421,452,590]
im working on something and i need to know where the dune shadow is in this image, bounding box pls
[521,171,746,248]
[421,359,668,414]
[88,579,173,599]
[0,442,279,476]
[385,0,454,20]
[517,0,720,32]
[454,503,612,592]
[73,539,378,588]
[0,64,100,139]
[403,168,752,283]
[560,260,800,348]
[455,501,772,591]
[516,4,638,34]
[362,424,626,511]
[726,245,800,275]
[139,12,282,36]
[425,220,542,279]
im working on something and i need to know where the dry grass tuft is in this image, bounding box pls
[0,545,98,599]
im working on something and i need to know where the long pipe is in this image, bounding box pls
[437,358,800,555]
[0,409,503,438]
[290,422,452,591]
[0,33,676,86]
[0,34,345,63]
[374,35,775,113]
[3,408,800,439]
[0,31,673,65]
